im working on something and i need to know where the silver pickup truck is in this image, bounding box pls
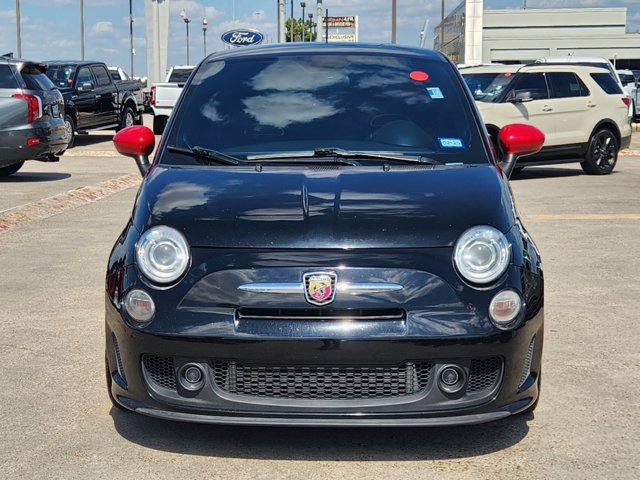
[150,66,194,134]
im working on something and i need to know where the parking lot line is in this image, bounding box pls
[0,174,140,233]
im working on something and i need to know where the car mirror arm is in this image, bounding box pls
[133,155,151,176]
[500,153,518,178]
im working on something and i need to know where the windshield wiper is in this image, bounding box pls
[247,147,441,165]
[167,145,243,166]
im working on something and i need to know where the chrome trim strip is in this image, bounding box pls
[237,314,405,321]
[238,282,403,294]
[338,283,404,293]
[238,283,304,294]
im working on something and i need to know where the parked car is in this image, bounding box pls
[44,61,144,147]
[617,69,639,120]
[149,65,194,134]
[536,56,632,120]
[107,43,545,426]
[0,55,67,176]
[462,63,631,175]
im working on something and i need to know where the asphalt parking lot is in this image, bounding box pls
[1,118,639,479]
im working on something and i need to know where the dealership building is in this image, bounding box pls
[434,0,640,69]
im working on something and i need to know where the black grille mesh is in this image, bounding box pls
[466,357,502,393]
[211,361,432,400]
[142,354,176,390]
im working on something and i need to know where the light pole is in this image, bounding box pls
[301,2,306,41]
[290,0,294,42]
[80,0,85,60]
[180,9,192,65]
[129,0,134,77]
[440,0,445,52]
[202,18,208,57]
[391,0,396,44]
[15,0,22,58]
[308,13,314,41]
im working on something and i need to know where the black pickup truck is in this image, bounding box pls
[44,61,144,146]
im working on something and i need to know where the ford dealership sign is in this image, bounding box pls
[221,29,264,47]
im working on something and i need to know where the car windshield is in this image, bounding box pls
[462,72,515,102]
[168,68,194,83]
[164,53,489,166]
[45,65,75,88]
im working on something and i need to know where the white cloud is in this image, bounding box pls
[90,21,114,35]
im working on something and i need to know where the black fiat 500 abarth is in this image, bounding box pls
[106,43,545,426]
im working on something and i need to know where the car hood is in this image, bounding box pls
[133,165,514,249]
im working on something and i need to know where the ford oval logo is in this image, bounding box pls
[221,29,264,47]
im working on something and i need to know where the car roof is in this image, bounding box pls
[460,64,610,74]
[201,43,448,63]
[537,56,612,64]
[44,61,104,67]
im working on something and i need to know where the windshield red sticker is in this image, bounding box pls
[410,71,429,82]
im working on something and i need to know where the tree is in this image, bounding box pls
[285,18,315,42]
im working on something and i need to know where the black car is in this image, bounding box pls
[0,55,67,176]
[44,61,144,147]
[107,44,545,426]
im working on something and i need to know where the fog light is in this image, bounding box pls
[123,289,155,325]
[489,289,523,328]
[441,367,460,386]
[178,363,205,391]
[438,365,466,394]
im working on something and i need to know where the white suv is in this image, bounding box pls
[461,64,632,175]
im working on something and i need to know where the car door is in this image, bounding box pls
[72,66,99,128]
[499,72,558,145]
[90,64,118,126]
[546,71,592,147]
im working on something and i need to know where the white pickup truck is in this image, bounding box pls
[150,65,194,134]
[617,69,639,121]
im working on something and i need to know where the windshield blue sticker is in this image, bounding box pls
[426,87,444,99]
[438,137,465,149]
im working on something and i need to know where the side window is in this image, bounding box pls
[0,64,21,88]
[509,73,549,101]
[91,65,111,87]
[76,67,94,87]
[590,73,623,95]
[548,72,590,98]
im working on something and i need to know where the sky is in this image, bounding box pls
[2,0,640,78]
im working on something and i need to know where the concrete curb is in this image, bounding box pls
[0,173,140,233]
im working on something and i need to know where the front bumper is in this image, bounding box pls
[106,302,543,426]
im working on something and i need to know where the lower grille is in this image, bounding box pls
[466,357,502,393]
[142,354,176,390]
[519,337,536,388]
[211,361,432,400]
[112,333,126,384]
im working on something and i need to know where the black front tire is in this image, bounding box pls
[64,114,76,148]
[0,161,25,177]
[118,106,136,131]
[152,115,167,135]
[581,128,618,175]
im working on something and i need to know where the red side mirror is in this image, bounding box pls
[113,126,155,157]
[498,124,545,156]
[113,126,155,176]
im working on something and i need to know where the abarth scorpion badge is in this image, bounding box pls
[303,272,337,306]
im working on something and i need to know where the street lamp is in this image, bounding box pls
[301,2,306,42]
[15,0,22,58]
[180,9,192,64]
[129,0,134,77]
[202,18,208,57]
[308,13,314,42]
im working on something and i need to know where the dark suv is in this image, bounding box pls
[0,55,67,176]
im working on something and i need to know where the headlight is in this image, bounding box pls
[454,226,511,284]
[136,225,190,284]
